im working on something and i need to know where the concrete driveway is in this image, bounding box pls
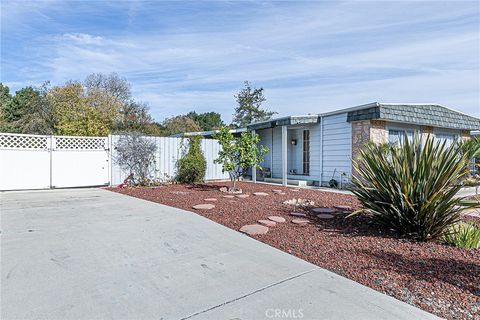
[1,188,438,320]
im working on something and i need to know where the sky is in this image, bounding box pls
[1,0,479,122]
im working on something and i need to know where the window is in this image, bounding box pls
[388,129,414,145]
[435,133,457,148]
[303,130,310,175]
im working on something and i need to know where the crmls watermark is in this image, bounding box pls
[265,308,304,318]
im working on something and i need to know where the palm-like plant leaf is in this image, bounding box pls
[351,133,478,241]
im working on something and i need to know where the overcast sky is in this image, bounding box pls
[1,0,479,122]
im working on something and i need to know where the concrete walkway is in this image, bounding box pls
[1,188,438,320]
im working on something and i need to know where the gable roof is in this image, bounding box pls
[346,103,480,130]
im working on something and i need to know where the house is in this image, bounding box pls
[247,102,480,187]
[174,102,480,187]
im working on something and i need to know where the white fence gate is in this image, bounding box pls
[51,136,110,188]
[0,133,228,191]
[0,133,110,191]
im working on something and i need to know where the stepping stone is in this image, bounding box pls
[268,216,286,223]
[292,189,301,192]
[335,205,352,211]
[253,192,269,196]
[236,194,250,198]
[220,187,242,194]
[223,195,235,199]
[192,204,215,210]
[312,207,336,214]
[272,189,283,193]
[240,224,269,235]
[258,219,276,227]
[204,198,217,202]
[170,191,189,195]
[292,218,310,225]
[289,212,307,217]
[317,214,335,219]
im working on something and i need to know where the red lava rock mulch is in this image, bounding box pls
[109,182,480,320]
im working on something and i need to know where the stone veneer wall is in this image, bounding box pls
[351,120,387,177]
[351,120,387,162]
[421,125,433,141]
[460,130,471,141]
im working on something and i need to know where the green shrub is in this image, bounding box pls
[444,222,480,249]
[351,133,479,241]
[176,136,207,184]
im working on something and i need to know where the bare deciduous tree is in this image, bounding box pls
[115,133,157,185]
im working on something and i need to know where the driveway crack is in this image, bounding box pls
[180,267,319,320]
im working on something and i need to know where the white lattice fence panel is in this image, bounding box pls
[0,133,49,150]
[0,133,51,190]
[54,136,107,150]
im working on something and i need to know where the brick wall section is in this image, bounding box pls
[421,126,433,141]
[351,120,371,163]
[370,120,388,144]
[351,120,387,178]
[460,130,471,141]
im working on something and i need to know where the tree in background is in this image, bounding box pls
[16,82,55,135]
[162,115,202,136]
[48,82,120,136]
[232,81,276,128]
[186,111,224,131]
[0,83,54,134]
[0,73,161,136]
[176,136,207,184]
[214,126,268,191]
[84,72,131,105]
[0,84,13,132]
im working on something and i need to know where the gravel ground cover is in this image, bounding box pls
[109,182,480,319]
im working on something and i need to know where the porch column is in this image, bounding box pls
[281,125,288,186]
[251,129,256,183]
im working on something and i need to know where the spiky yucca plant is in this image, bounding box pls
[351,133,478,241]
[444,222,480,249]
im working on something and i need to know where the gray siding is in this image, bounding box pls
[257,128,273,169]
[321,112,352,185]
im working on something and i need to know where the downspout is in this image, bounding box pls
[252,129,256,183]
[320,115,324,186]
[271,128,273,176]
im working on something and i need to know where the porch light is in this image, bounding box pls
[291,139,297,145]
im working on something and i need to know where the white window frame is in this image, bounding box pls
[386,125,420,145]
[433,128,460,148]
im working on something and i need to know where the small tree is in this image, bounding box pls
[176,136,207,184]
[115,133,157,186]
[214,127,268,191]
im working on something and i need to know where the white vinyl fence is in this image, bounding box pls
[0,132,228,191]
[110,135,228,185]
